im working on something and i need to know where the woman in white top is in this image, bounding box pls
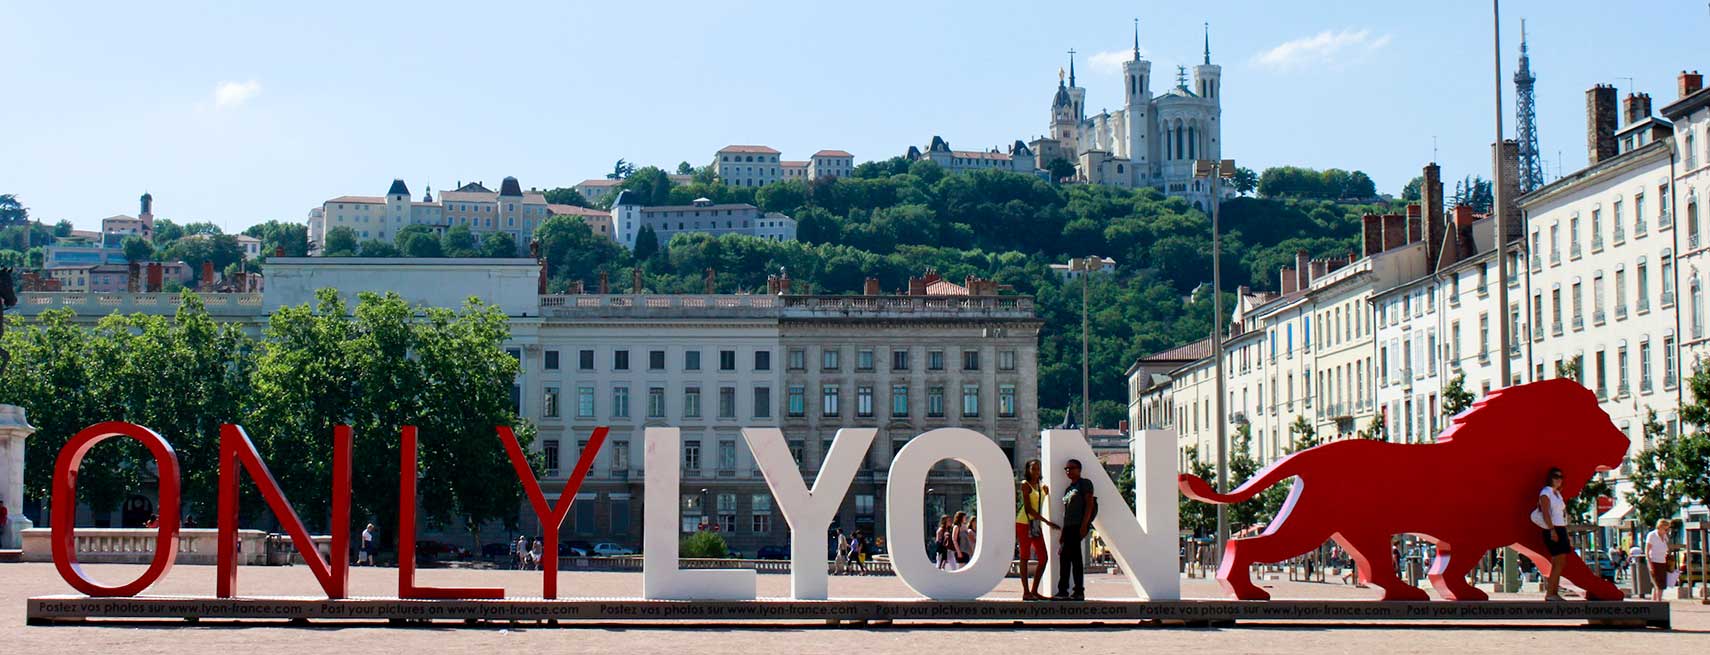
[1645,519,1672,601]
[1535,467,1571,601]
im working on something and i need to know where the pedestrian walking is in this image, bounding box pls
[530,536,544,570]
[1530,467,1571,601]
[1016,459,1058,600]
[950,511,972,571]
[514,535,528,570]
[1052,458,1095,601]
[850,531,867,575]
[1645,518,1673,601]
[359,524,376,566]
[834,529,850,575]
[934,515,954,570]
[0,499,9,550]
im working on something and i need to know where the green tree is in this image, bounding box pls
[1451,176,1494,214]
[441,223,479,258]
[1401,175,1424,202]
[534,215,629,289]
[542,187,592,208]
[358,240,400,257]
[1441,373,1476,418]
[1178,446,1216,538]
[412,299,535,552]
[1357,415,1387,440]
[0,310,131,513]
[633,225,660,261]
[396,225,443,258]
[479,232,518,258]
[322,226,359,256]
[122,236,154,263]
[243,220,310,258]
[1288,415,1319,451]
[1625,409,1682,528]
[1232,167,1259,196]
[1555,354,1584,384]
[1046,158,1076,182]
[609,159,636,180]
[681,530,729,558]
[158,234,246,284]
[1673,364,1710,508]
[0,194,27,227]
[676,162,695,176]
[1116,460,1137,512]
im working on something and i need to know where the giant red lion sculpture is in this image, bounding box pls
[1180,379,1628,601]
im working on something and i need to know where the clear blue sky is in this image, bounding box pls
[3,0,1705,233]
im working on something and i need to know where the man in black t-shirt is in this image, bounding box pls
[1053,459,1095,601]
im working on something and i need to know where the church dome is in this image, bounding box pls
[1053,82,1071,108]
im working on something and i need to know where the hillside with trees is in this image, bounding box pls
[531,159,1398,425]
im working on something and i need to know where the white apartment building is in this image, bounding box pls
[712,145,783,188]
[1523,88,1682,462]
[809,150,854,179]
[610,194,796,250]
[1663,73,1710,385]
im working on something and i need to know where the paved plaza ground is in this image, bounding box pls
[2,562,1706,653]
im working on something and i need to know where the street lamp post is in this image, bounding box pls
[1194,159,1237,562]
[1491,0,1520,595]
[1072,256,1108,439]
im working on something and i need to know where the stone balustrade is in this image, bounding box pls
[20,528,332,566]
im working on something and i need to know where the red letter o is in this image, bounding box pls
[51,422,182,597]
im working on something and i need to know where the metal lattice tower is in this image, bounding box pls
[1514,20,1545,192]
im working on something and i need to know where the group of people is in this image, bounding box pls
[928,458,1098,601]
[832,529,876,575]
[512,534,546,570]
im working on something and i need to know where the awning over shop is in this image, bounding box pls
[1596,496,1635,527]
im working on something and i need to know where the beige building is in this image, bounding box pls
[310,177,610,254]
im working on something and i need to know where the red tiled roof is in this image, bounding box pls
[576,179,622,187]
[548,204,607,218]
[1143,337,1213,362]
[719,145,781,154]
[327,195,384,204]
[813,149,853,158]
[781,161,809,168]
[925,279,969,296]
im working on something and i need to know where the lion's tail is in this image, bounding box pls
[1177,454,1301,505]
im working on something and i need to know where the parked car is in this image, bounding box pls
[480,542,513,561]
[1586,552,1617,581]
[757,545,790,560]
[593,543,635,556]
[567,540,595,557]
[558,542,590,557]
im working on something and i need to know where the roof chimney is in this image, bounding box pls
[1361,214,1383,257]
[1279,267,1298,294]
[863,277,881,295]
[146,263,163,293]
[1587,84,1618,165]
[1623,92,1653,125]
[1422,162,1445,268]
[1381,214,1406,251]
[1681,70,1704,99]
[201,261,215,290]
[1294,250,1310,290]
[1406,204,1423,243]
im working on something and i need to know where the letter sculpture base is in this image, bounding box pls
[24,595,1670,630]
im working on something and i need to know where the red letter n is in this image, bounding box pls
[217,424,351,599]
